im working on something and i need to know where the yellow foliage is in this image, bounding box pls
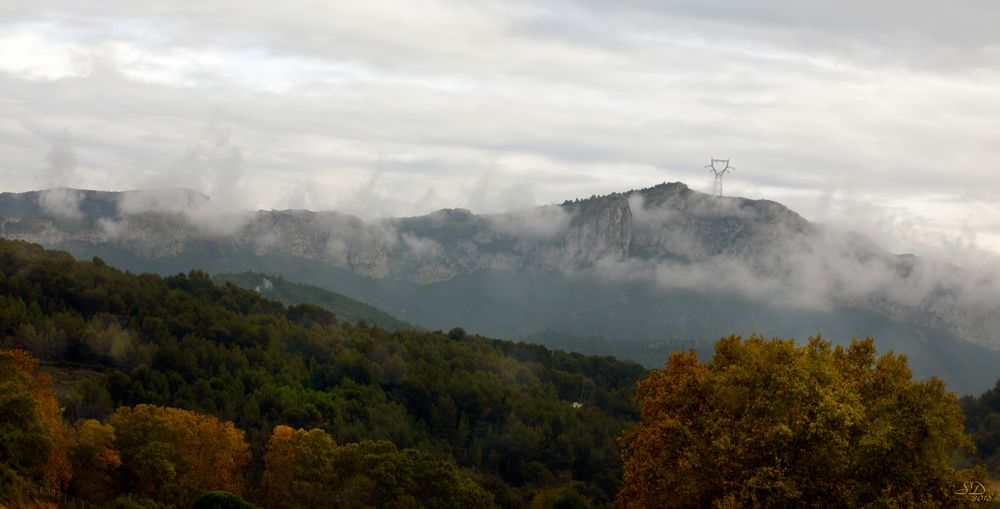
[260,425,338,509]
[109,404,251,507]
[0,349,74,490]
[69,419,120,504]
[617,336,976,508]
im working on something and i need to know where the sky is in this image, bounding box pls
[1,0,999,261]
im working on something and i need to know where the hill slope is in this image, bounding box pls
[213,271,414,331]
[0,239,645,507]
[3,183,1000,394]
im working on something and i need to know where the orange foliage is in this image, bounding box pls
[109,404,251,507]
[0,349,74,490]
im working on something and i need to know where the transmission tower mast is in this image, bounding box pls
[706,158,734,196]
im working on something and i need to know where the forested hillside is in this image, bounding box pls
[0,239,645,507]
[961,384,1000,479]
[213,271,414,331]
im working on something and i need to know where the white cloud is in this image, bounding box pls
[0,30,90,80]
[0,0,998,260]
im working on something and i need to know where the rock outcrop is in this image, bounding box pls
[2,183,999,352]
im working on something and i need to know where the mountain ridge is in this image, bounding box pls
[3,182,1000,394]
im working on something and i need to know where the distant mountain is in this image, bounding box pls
[3,183,1000,394]
[0,188,207,220]
[214,271,414,331]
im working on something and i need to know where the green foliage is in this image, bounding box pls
[192,491,259,509]
[214,272,414,331]
[64,376,115,421]
[263,426,496,508]
[448,327,468,341]
[619,335,978,508]
[960,381,1000,479]
[0,464,34,504]
[0,239,645,506]
[328,440,494,509]
[104,494,175,509]
[0,379,51,476]
[527,483,595,509]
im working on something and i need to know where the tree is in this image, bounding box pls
[109,404,251,507]
[329,440,495,509]
[0,349,73,489]
[528,483,595,509]
[262,428,495,509]
[104,494,173,509]
[959,380,1000,479]
[617,336,980,508]
[70,419,121,504]
[0,238,646,504]
[260,425,338,509]
[192,491,259,509]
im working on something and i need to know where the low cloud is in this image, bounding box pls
[36,130,84,219]
[45,128,77,187]
[117,188,207,215]
[96,123,254,239]
[572,189,1000,350]
[37,187,83,220]
[400,232,443,260]
[486,205,571,240]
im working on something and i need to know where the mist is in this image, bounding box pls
[9,121,1000,349]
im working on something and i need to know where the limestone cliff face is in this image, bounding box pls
[3,183,999,350]
[371,182,818,282]
[234,210,392,279]
[623,183,814,269]
[0,183,831,283]
[562,196,632,263]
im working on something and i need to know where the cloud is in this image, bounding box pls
[117,188,208,216]
[1,0,998,258]
[580,189,1000,334]
[35,130,84,219]
[487,205,572,240]
[400,232,443,260]
[45,128,77,187]
[93,123,253,239]
[38,188,83,220]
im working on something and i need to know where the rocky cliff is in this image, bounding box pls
[3,183,1000,361]
[3,182,817,282]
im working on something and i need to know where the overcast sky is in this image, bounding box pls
[1,1,998,260]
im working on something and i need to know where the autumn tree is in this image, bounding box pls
[618,336,980,508]
[260,425,338,509]
[70,419,122,504]
[0,348,73,490]
[109,404,251,507]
